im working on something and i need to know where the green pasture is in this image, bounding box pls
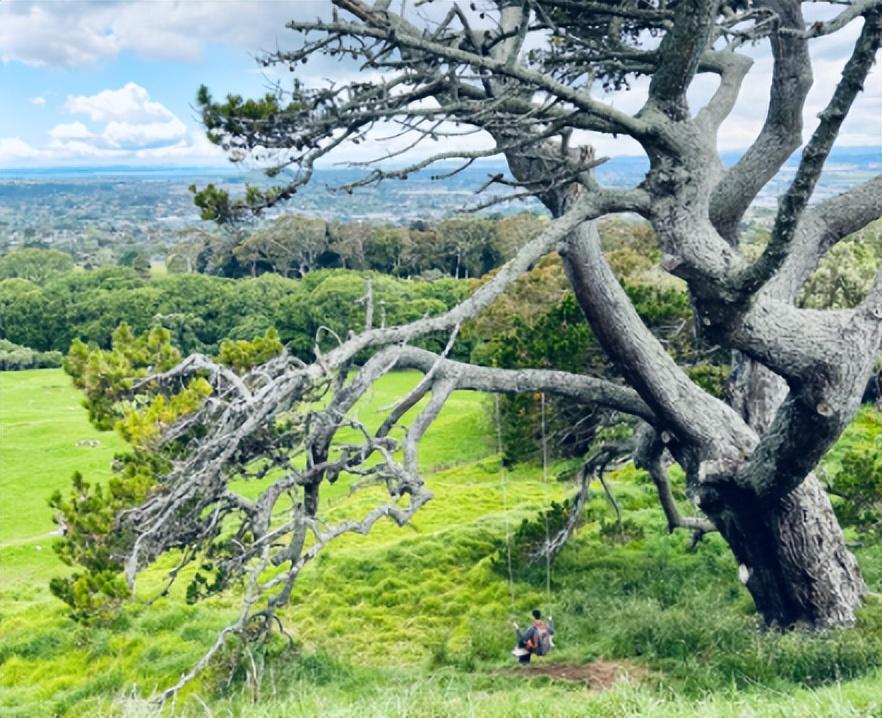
[0,371,128,586]
[0,369,879,717]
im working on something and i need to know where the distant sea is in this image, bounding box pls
[0,145,878,222]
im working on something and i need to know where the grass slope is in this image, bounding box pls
[0,370,127,587]
[0,369,879,717]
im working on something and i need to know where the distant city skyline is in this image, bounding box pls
[1,1,879,169]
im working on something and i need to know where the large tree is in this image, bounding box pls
[58,0,881,700]
[235,215,329,277]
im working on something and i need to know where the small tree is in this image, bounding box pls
[436,216,496,277]
[167,228,216,274]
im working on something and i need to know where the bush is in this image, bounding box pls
[491,498,573,577]
[0,247,74,284]
[0,338,63,370]
[823,407,882,539]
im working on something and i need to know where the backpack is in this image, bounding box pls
[530,621,553,656]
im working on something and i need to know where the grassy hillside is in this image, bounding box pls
[0,369,880,717]
[0,370,128,586]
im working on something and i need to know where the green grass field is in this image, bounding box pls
[0,369,880,717]
[0,370,128,586]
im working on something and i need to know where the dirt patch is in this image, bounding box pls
[507,660,646,690]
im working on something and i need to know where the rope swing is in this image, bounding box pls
[495,394,517,617]
[539,392,552,606]
[495,392,554,614]
[499,392,557,663]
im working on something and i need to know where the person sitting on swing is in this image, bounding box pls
[512,609,554,663]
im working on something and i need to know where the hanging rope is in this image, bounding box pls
[495,395,516,615]
[540,392,552,604]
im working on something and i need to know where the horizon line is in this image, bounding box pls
[1,144,878,174]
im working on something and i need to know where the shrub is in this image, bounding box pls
[0,338,63,370]
[822,407,882,539]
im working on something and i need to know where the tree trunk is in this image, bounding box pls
[720,353,866,626]
[700,470,864,628]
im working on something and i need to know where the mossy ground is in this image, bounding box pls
[0,370,879,717]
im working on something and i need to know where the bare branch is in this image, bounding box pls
[766,174,882,301]
[635,427,716,535]
[386,345,656,421]
[285,16,651,137]
[695,51,754,132]
[738,9,882,293]
[785,0,882,38]
[646,0,719,119]
[154,545,273,706]
[375,326,463,440]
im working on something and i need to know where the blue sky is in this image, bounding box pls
[2,45,256,142]
[0,1,879,168]
[0,0,310,166]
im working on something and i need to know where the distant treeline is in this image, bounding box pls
[0,266,470,359]
[1,212,548,282]
[0,210,547,365]
[169,213,547,280]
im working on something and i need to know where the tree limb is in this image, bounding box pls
[738,9,882,294]
[646,0,719,120]
[785,0,882,38]
[709,0,813,244]
[560,221,755,455]
[385,345,657,422]
[290,15,651,137]
[766,175,882,302]
[635,426,716,535]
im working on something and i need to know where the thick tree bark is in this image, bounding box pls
[728,354,789,435]
[722,354,866,626]
[699,471,864,627]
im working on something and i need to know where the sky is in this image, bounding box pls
[0,1,879,169]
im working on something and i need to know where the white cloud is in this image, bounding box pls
[0,137,43,161]
[48,121,95,141]
[0,4,119,68]
[0,1,327,68]
[29,96,46,106]
[60,83,191,151]
[134,133,221,160]
[102,117,188,148]
[2,83,224,166]
[65,82,176,123]
[46,139,126,160]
